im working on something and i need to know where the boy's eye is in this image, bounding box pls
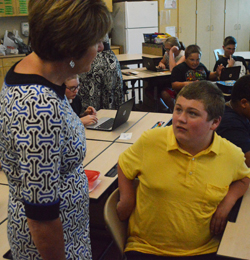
[189,111,198,116]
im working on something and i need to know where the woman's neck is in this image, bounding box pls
[15,52,71,85]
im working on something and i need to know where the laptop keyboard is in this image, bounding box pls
[156,67,168,72]
[96,118,114,129]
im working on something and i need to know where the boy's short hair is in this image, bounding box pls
[185,45,202,59]
[231,75,250,103]
[176,81,225,121]
[223,36,237,47]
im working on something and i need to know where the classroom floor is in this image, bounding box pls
[0,169,120,260]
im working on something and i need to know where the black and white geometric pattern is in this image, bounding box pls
[78,49,124,112]
[0,67,92,259]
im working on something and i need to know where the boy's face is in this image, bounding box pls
[223,44,236,58]
[172,96,221,154]
[185,53,201,70]
[65,78,79,100]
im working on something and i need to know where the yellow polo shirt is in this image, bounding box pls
[118,126,250,257]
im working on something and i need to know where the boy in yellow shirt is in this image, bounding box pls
[117,81,250,260]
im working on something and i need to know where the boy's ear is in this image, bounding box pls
[211,116,221,131]
[240,98,249,108]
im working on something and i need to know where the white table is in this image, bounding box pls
[87,142,131,199]
[217,186,250,259]
[234,51,250,62]
[85,109,148,142]
[116,53,162,67]
[116,112,172,144]
[122,67,171,111]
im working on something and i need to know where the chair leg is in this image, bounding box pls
[97,240,114,260]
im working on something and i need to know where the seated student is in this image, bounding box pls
[213,36,249,78]
[171,44,223,93]
[65,75,98,126]
[157,37,185,111]
[158,36,185,72]
[117,81,250,260]
[78,34,124,111]
[217,75,250,167]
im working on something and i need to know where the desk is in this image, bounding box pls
[0,221,9,260]
[122,67,171,111]
[85,109,148,142]
[84,140,112,167]
[116,112,172,144]
[87,142,131,200]
[217,187,250,259]
[116,53,162,67]
[0,185,8,223]
[234,51,250,62]
[0,170,7,185]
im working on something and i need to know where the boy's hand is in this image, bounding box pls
[227,55,235,67]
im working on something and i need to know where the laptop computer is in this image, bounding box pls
[86,98,135,131]
[142,56,168,72]
[220,66,241,81]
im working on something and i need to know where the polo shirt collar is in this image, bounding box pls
[166,125,220,156]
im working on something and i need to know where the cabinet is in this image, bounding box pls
[104,0,112,12]
[178,0,196,47]
[111,45,123,55]
[158,0,177,35]
[225,0,250,51]
[0,55,25,90]
[196,0,225,70]
[0,0,28,17]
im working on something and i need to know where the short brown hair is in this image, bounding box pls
[185,45,202,59]
[28,0,112,61]
[176,81,225,121]
[223,36,237,47]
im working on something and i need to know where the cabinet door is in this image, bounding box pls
[225,0,239,40]
[0,0,16,16]
[15,0,28,16]
[197,0,225,70]
[158,0,178,34]
[237,0,250,50]
[178,0,196,46]
[197,0,211,68]
[104,0,112,12]
[209,0,225,69]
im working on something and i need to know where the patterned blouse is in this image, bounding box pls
[78,49,124,112]
[0,64,92,259]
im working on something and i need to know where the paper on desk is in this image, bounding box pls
[89,180,101,193]
[119,133,132,140]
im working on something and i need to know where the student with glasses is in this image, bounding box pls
[65,75,98,126]
[158,37,186,72]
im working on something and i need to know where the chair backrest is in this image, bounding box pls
[104,179,139,259]
[214,49,224,61]
[104,187,128,258]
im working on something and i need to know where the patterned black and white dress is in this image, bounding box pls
[0,64,92,259]
[78,49,124,112]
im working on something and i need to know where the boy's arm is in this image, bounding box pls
[210,177,250,235]
[116,163,136,221]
